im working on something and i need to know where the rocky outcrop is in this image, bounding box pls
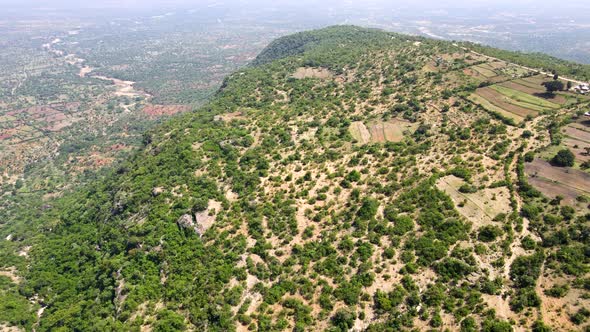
[176,213,205,237]
[177,214,195,230]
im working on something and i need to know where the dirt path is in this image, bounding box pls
[11,70,27,96]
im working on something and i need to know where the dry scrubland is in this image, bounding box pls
[1,26,589,332]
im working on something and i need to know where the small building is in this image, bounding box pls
[572,83,590,94]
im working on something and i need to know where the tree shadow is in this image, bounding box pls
[533,92,556,100]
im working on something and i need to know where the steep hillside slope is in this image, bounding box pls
[1,26,589,332]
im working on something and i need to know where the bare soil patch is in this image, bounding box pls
[214,111,245,122]
[536,274,590,331]
[525,158,590,204]
[142,105,191,118]
[292,67,333,80]
[0,266,20,284]
[562,125,590,143]
[436,175,512,227]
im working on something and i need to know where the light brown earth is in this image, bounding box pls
[0,266,20,284]
[292,67,333,79]
[214,111,245,122]
[536,274,590,332]
[142,105,191,118]
[349,120,416,144]
[436,175,512,227]
[349,121,371,144]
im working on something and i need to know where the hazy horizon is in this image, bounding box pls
[2,0,590,63]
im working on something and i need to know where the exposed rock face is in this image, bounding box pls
[176,213,206,237]
[176,214,195,230]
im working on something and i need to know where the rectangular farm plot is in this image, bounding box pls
[561,123,590,163]
[489,85,561,112]
[563,125,590,144]
[349,120,416,144]
[472,64,497,78]
[460,68,487,82]
[499,81,568,105]
[466,93,524,122]
[464,64,507,83]
[472,87,538,119]
[525,159,590,204]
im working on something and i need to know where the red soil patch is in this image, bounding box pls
[142,105,191,118]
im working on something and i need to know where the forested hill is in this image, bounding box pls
[251,26,414,66]
[1,26,589,332]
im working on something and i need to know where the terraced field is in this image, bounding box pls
[525,159,590,205]
[467,93,524,122]
[490,85,561,112]
[466,74,584,122]
[474,87,538,119]
[561,120,590,163]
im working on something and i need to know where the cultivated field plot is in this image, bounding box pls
[473,87,538,119]
[466,93,524,122]
[500,80,568,105]
[464,63,508,83]
[0,105,82,141]
[349,119,416,144]
[561,120,590,163]
[525,159,590,205]
[468,79,565,122]
[517,75,589,103]
[436,175,512,227]
[443,71,483,89]
[489,85,561,112]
